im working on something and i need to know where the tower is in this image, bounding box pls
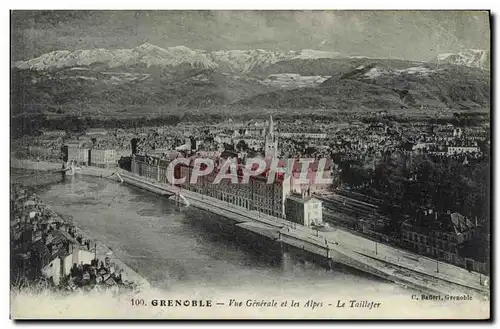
[131,138,138,155]
[265,115,278,159]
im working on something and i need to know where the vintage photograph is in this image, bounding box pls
[9,10,491,319]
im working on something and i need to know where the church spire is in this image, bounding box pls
[265,115,278,159]
[268,115,274,138]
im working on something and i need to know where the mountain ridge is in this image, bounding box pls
[434,49,489,70]
[13,43,343,74]
[15,43,489,74]
[11,44,490,116]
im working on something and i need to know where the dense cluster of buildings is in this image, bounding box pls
[62,147,117,168]
[11,114,489,275]
[15,114,488,172]
[131,117,328,226]
[10,185,137,292]
[401,209,486,273]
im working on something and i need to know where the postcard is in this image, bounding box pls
[10,10,490,319]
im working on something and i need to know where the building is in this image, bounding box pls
[42,246,95,286]
[447,146,480,156]
[453,127,463,138]
[233,137,263,151]
[66,147,90,165]
[264,115,278,159]
[27,146,57,159]
[129,127,333,221]
[115,149,132,161]
[412,142,435,152]
[131,154,292,218]
[90,149,116,168]
[41,130,66,137]
[285,193,323,227]
[176,160,291,218]
[245,127,266,137]
[289,160,335,195]
[131,154,161,181]
[401,210,481,268]
[277,132,327,140]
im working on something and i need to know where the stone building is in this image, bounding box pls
[401,210,481,268]
[285,193,323,227]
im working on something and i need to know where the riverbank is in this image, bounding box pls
[67,217,150,291]
[9,157,489,319]
[118,172,490,299]
[10,157,63,171]
[10,159,150,292]
[10,157,117,178]
[10,157,489,298]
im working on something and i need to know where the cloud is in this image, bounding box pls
[10,10,490,61]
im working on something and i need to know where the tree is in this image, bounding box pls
[235,140,248,151]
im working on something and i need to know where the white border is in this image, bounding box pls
[3,2,498,10]
[2,2,496,328]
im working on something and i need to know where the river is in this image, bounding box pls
[30,173,409,297]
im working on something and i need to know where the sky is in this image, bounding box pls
[10,10,490,62]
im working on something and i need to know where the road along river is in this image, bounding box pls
[10,167,489,319]
[34,174,404,295]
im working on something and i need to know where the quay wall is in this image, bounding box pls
[117,172,488,297]
[280,232,329,258]
[10,158,490,298]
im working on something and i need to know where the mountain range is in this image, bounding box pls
[11,43,490,116]
[435,49,489,70]
[13,43,343,74]
[13,43,489,73]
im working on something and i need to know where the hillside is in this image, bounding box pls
[11,44,490,116]
[254,58,428,77]
[10,67,275,116]
[237,79,406,110]
[239,60,490,110]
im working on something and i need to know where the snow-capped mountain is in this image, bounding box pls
[210,49,341,73]
[436,49,489,70]
[293,49,341,60]
[13,43,218,71]
[12,48,489,115]
[13,43,342,73]
[210,49,294,74]
[362,66,437,79]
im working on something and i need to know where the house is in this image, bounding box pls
[401,210,480,265]
[29,240,51,276]
[41,130,66,137]
[86,128,108,136]
[42,247,95,286]
[285,193,323,227]
[447,146,480,156]
[42,249,70,286]
[89,149,117,168]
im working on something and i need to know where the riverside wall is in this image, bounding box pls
[116,172,489,298]
[10,158,490,298]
